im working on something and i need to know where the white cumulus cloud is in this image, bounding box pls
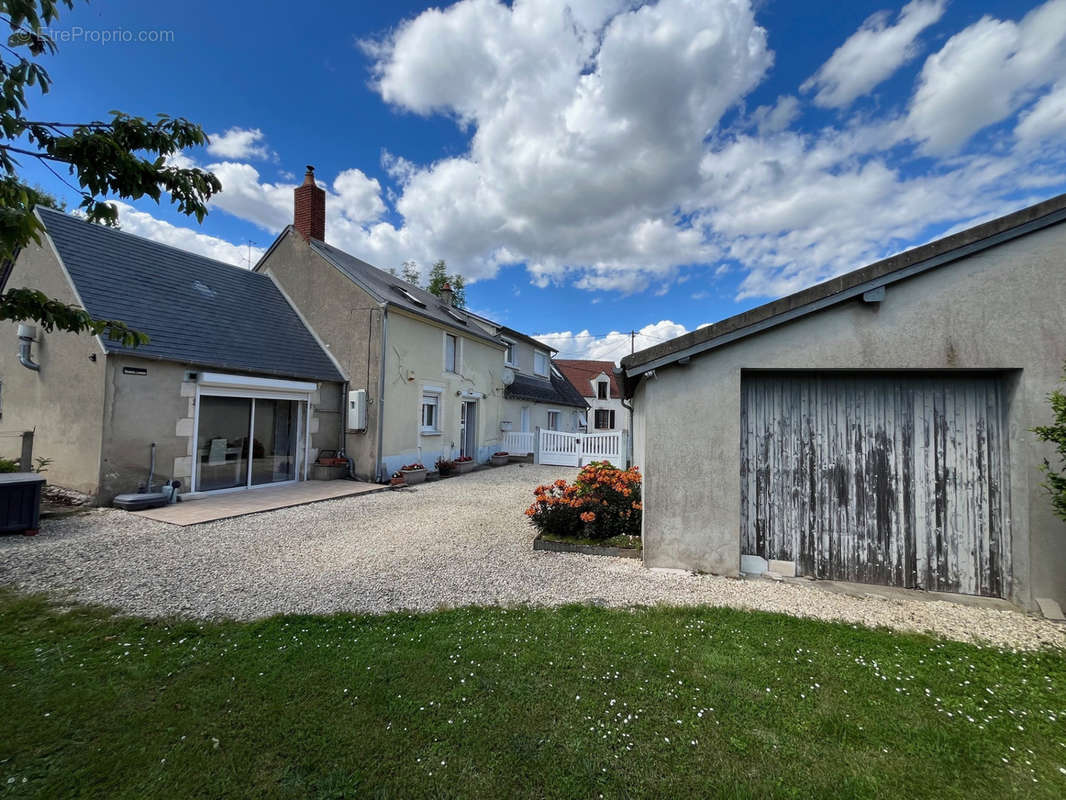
[535,320,691,363]
[802,0,945,109]
[906,0,1066,154]
[112,202,264,267]
[206,127,275,160]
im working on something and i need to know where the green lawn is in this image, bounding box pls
[1,590,1064,799]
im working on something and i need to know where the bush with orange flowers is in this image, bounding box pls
[525,461,642,540]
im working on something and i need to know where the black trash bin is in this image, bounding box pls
[0,473,46,535]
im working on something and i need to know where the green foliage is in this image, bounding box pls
[0,456,17,472]
[427,259,466,308]
[0,0,222,344]
[1033,368,1066,522]
[526,462,642,541]
[32,454,49,473]
[399,259,420,287]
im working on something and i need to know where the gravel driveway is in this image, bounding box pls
[0,464,1062,649]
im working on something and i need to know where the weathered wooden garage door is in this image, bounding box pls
[740,373,1010,596]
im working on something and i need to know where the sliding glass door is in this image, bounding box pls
[251,398,298,485]
[195,395,303,492]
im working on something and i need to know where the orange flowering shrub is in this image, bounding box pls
[525,461,642,540]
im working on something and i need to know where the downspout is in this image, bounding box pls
[17,324,40,371]
[375,305,388,482]
[616,366,634,467]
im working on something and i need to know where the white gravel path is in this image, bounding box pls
[0,464,1061,650]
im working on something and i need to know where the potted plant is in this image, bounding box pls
[400,462,427,485]
[435,456,456,477]
[491,451,509,466]
[389,471,406,488]
[455,455,476,474]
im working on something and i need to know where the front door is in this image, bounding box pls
[461,400,478,459]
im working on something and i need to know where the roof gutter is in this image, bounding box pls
[623,203,1066,385]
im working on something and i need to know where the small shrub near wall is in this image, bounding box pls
[525,461,642,541]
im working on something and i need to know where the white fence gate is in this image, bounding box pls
[538,429,624,467]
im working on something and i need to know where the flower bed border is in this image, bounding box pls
[532,533,641,559]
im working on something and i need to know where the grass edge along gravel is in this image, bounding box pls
[1,589,1065,799]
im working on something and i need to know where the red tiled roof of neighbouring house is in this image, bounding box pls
[554,359,620,398]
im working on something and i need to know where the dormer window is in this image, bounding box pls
[533,350,549,377]
[503,338,516,367]
[597,380,608,399]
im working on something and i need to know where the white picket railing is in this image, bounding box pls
[581,432,623,464]
[538,429,624,467]
[502,431,535,455]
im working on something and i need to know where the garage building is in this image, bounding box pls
[621,195,1066,611]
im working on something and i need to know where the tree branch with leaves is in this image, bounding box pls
[0,0,222,346]
[1033,367,1066,523]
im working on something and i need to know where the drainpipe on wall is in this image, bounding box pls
[375,305,388,482]
[17,324,40,371]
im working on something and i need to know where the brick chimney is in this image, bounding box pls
[439,281,454,307]
[293,165,325,241]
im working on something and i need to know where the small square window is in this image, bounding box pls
[594,409,615,430]
[421,393,440,433]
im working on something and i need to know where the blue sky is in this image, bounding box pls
[18,0,1066,360]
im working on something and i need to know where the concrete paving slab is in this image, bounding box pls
[133,480,386,526]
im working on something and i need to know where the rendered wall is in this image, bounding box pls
[0,239,106,496]
[259,230,382,479]
[381,310,507,474]
[632,223,1066,610]
[98,354,341,502]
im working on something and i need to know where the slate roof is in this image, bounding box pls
[505,371,588,409]
[554,359,620,398]
[36,207,344,383]
[309,238,504,348]
[620,192,1066,385]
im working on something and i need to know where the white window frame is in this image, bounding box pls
[502,337,517,367]
[533,349,549,377]
[421,388,442,435]
[547,409,561,431]
[443,332,460,374]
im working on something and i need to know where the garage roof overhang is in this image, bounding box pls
[618,193,1066,398]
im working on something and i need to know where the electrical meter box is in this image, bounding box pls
[347,389,367,431]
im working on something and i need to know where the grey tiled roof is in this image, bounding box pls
[37,208,344,382]
[505,371,588,409]
[309,239,505,348]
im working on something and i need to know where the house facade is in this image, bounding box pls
[257,168,585,479]
[620,194,1066,612]
[466,318,588,451]
[555,360,628,435]
[0,207,345,503]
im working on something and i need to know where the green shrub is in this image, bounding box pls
[1034,369,1066,522]
[0,457,18,473]
[526,462,642,541]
